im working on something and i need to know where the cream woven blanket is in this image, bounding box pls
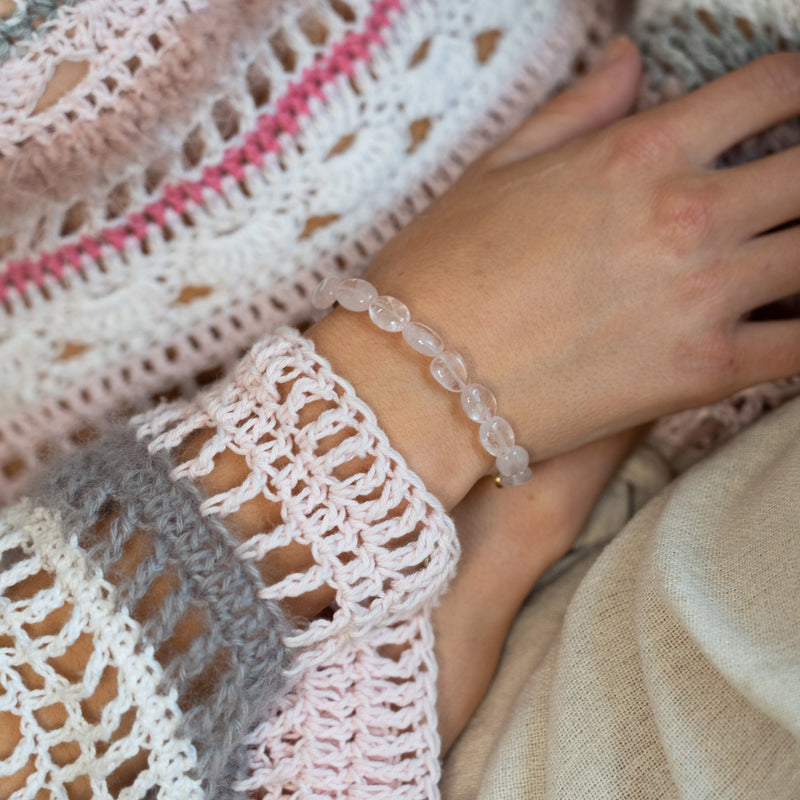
[444,398,800,798]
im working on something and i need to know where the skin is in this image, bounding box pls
[311,39,800,749]
[311,45,800,508]
[5,38,800,795]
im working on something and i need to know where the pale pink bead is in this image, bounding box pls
[311,277,341,310]
[369,295,410,332]
[430,351,468,392]
[336,278,377,311]
[498,467,533,487]
[479,416,515,456]
[496,445,529,477]
[461,383,497,423]
[402,322,444,356]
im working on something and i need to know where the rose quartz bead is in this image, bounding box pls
[461,383,497,423]
[496,445,529,477]
[336,278,377,311]
[311,276,341,310]
[402,322,444,356]
[369,295,410,332]
[498,467,533,487]
[479,416,515,456]
[431,351,468,392]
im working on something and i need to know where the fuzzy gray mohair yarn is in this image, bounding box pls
[634,3,800,165]
[34,425,292,800]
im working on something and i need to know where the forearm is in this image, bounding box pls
[308,308,489,510]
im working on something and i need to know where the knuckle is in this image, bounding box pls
[604,118,679,173]
[651,183,716,248]
[747,53,800,102]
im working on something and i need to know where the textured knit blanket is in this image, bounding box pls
[2,0,799,503]
[1,0,800,798]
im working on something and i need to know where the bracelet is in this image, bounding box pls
[312,276,532,487]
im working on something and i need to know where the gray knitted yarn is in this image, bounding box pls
[632,4,800,164]
[34,426,291,800]
[0,1,74,64]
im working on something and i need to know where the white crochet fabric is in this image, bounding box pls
[137,329,460,797]
[0,0,613,503]
[2,1,800,797]
[0,0,207,149]
[0,500,203,800]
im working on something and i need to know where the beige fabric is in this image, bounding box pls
[443,398,800,798]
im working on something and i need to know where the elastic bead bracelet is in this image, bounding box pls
[312,276,532,487]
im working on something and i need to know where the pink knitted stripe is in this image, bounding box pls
[0,0,402,304]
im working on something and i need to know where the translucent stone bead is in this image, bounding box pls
[461,383,497,423]
[479,416,515,456]
[369,295,410,332]
[430,351,468,392]
[496,445,529,477]
[336,278,377,311]
[498,467,533,487]
[311,277,341,310]
[402,322,444,356]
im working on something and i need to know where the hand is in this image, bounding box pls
[434,426,645,753]
[311,46,800,506]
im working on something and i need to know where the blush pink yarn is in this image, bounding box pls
[136,328,460,798]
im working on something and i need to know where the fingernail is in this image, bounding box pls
[595,35,633,70]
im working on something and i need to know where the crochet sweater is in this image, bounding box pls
[1,0,799,798]
[3,329,458,798]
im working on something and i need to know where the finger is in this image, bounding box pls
[648,53,800,166]
[490,36,642,165]
[719,144,800,238]
[736,318,800,387]
[730,226,800,313]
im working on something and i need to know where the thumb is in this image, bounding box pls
[492,35,642,165]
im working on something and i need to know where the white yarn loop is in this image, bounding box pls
[137,328,460,797]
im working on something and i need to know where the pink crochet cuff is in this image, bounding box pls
[135,327,460,798]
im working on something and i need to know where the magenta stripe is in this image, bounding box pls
[1,0,402,303]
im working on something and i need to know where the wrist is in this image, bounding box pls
[308,308,487,509]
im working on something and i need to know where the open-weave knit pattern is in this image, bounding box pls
[0,0,75,63]
[239,616,441,798]
[2,1,800,797]
[136,329,460,798]
[634,0,800,105]
[0,0,207,151]
[0,0,613,504]
[30,426,292,798]
[0,500,203,799]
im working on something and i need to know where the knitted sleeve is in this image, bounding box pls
[1,328,460,799]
